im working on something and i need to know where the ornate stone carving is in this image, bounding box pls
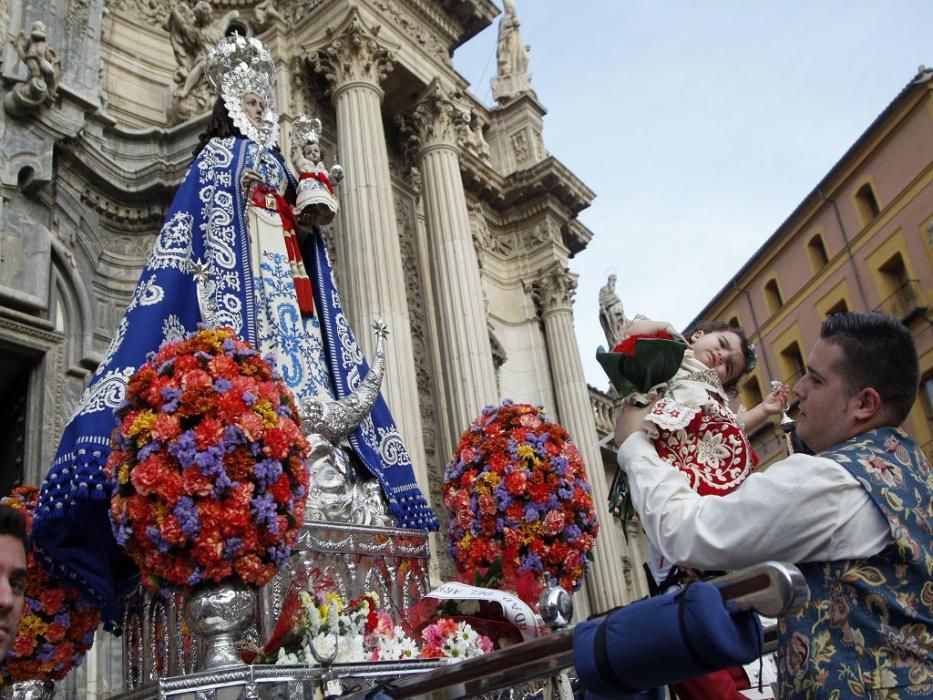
[598,273,627,347]
[524,220,551,248]
[491,0,536,103]
[250,0,283,32]
[510,129,531,164]
[105,0,170,25]
[305,9,397,91]
[4,21,61,116]
[399,79,469,153]
[80,187,166,227]
[532,266,577,315]
[467,199,520,261]
[370,0,450,65]
[459,108,490,161]
[279,0,324,27]
[164,0,240,125]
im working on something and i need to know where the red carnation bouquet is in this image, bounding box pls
[0,486,101,685]
[443,402,599,598]
[595,332,687,398]
[106,326,310,591]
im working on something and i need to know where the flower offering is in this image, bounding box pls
[106,326,310,591]
[420,618,493,663]
[0,486,101,684]
[267,590,421,664]
[596,332,687,398]
[443,401,600,595]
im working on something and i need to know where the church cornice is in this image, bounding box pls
[410,0,499,47]
[57,116,205,210]
[460,152,594,256]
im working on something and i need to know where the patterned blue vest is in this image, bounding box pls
[776,427,933,699]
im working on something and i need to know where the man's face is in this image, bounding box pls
[793,339,860,453]
[0,534,27,660]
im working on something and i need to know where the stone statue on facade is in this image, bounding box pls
[251,0,284,32]
[491,0,536,102]
[3,21,60,116]
[165,0,239,124]
[598,273,628,347]
[462,109,491,160]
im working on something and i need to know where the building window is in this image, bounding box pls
[824,299,849,317]
[855,182,881,226]
[779,341,806,386]
[806,234,829,271]
[763,279,783,315]
[740,376,764,412]
[727,315,740,329]
[874,252,924,322]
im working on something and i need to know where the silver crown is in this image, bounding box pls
[291,113,322,147]
[206,34,278,149]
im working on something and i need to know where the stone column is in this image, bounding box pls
[305,10,428,487]
[402,80,499,448]
[533,266,628,613]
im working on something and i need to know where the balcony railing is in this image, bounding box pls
[874,279,928,323]
[589,385,616,439]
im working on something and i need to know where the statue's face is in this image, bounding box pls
[193,1,211,23]
[303,141,321,163]
[241,92,266,129]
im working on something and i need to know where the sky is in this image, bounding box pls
[451,1,933,389]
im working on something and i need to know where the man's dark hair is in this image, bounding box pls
[687,320,752,391]
[0,505,28,554]
[820,311,919,425]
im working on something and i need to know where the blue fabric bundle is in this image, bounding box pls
[574,581,762,697]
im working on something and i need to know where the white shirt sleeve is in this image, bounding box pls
[617,432,892,571]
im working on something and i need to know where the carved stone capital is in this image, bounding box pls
[531,266,577,315]
[305,8,397,93]
[398,79,470,155]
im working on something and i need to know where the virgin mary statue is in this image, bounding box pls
[31,35,437,628]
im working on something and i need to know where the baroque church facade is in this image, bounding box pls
[0,0,645,692]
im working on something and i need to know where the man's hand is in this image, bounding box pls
[613,401,653,446]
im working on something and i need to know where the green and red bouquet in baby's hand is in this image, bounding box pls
[596,332,687,398]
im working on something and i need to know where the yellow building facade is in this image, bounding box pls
[690,68,933,465]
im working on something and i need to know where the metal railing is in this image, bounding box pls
[874,279,927,323]
[344,561,808,700]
